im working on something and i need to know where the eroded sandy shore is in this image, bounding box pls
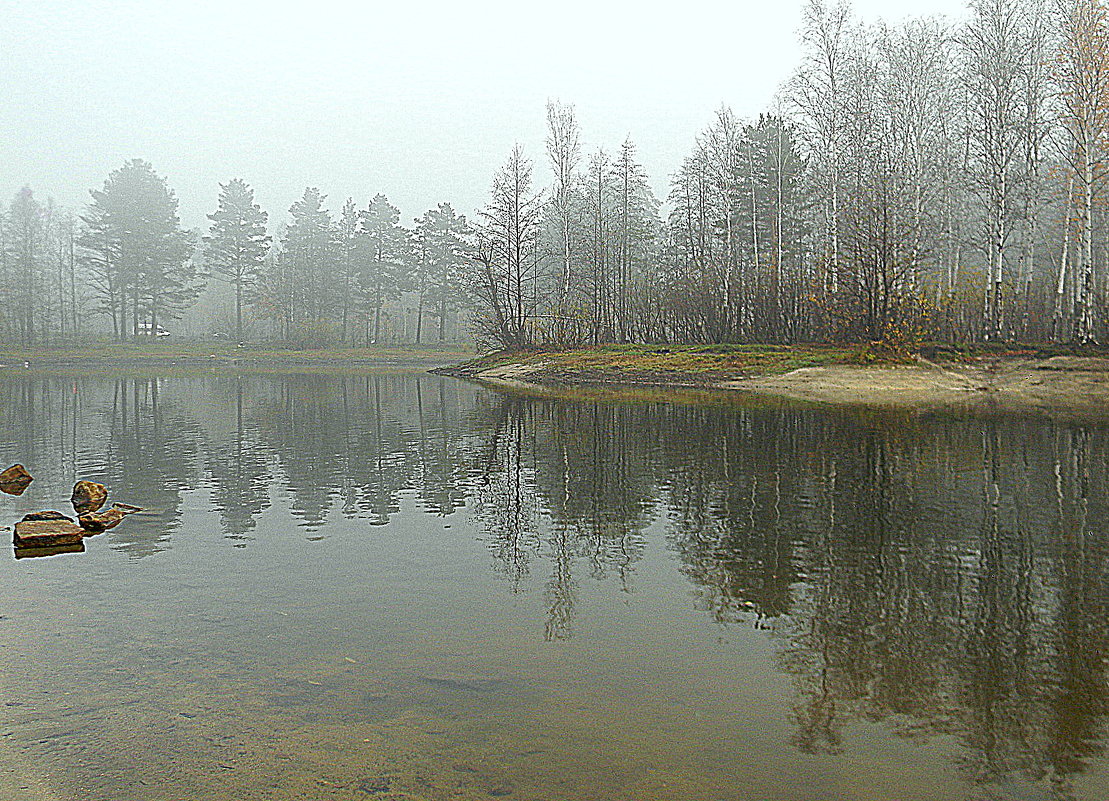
[466,355,1109,417]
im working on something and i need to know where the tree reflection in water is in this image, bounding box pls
[1,373,1109,791]
[476,398,1109,792]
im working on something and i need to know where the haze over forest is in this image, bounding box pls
[3,0,963,224]
[4,0,1107,348]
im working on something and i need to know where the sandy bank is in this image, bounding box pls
[463,355,1109,417]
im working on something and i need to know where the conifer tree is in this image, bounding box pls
[204,178,270,343]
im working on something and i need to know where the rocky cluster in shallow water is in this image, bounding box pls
[2,467,142,558]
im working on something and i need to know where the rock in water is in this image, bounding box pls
[78,510,122,534]
[71,481,108,514]
[14,518,85,548]
[78,503,141,534]
[14,541,85,559]
[21,511,74,523]
[0,464,33,496]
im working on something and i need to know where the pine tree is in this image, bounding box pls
[414,203,470,343]
[5,187,45,344]
[79,159,197,340]
[337,198,360,344]
[281,187,338,343]
[357,193,411,343]
[204,178,270,343]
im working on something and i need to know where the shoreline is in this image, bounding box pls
[435,346,1109,418]
[4,343,1109,418]
[0,344,472,375]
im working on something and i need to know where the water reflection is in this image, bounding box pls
[661,412,1109,793]
[2,373,1109,794]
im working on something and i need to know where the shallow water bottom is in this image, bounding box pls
[1,372,1109,800]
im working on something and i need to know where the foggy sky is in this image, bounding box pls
[1,0,967,229]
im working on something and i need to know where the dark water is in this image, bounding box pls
[1,371,1108,800]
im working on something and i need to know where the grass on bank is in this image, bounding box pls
[454,342,911,379]
[0,342,475,365]
[458,339,1109,378]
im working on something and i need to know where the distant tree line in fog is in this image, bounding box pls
[8,0,1109,348]
[0,163,470,347]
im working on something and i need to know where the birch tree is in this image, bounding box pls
[961,0,1028,340]
[1056,0,1109,341]
[791,0,853,297]
[545,99,581,341]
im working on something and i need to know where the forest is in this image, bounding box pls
[4,0,1109,349]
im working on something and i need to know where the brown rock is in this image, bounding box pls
[0,464,33,496]
[14,518,85,548]
[14,541,85,559]
[78,511,121,533]
[78,503,141,534]
[21,511,74,523]
[71,481,108,514]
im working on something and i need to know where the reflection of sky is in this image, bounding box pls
[0,372,1108,799]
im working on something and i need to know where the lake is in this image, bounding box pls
[0,370,1107,800]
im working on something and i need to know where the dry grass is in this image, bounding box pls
[452,343,903,381]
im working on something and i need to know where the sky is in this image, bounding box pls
[0,0,969,229]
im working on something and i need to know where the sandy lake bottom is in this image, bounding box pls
[0,370,1107,800]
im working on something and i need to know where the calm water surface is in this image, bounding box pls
[1,371,1108,800]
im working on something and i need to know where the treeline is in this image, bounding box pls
[10,0,1109,348]
[470,0,1109,347]
[0,162,471,346]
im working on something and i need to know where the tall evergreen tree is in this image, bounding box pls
[275,187,338,343]
[5,187,45,344]
[79,159,197,340]
[357,193,411,343]
[204,178,270,343]
[337,198,360,344]
[413,203,470,343]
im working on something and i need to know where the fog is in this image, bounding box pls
[2,0,965,225]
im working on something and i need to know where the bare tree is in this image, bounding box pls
[1055,0,1109,342]
[791,0,854,297]
[545,99,581,342]
[961,0,1028,340]
[472,146,544,348]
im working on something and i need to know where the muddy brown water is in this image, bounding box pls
[0,370,1108,800]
